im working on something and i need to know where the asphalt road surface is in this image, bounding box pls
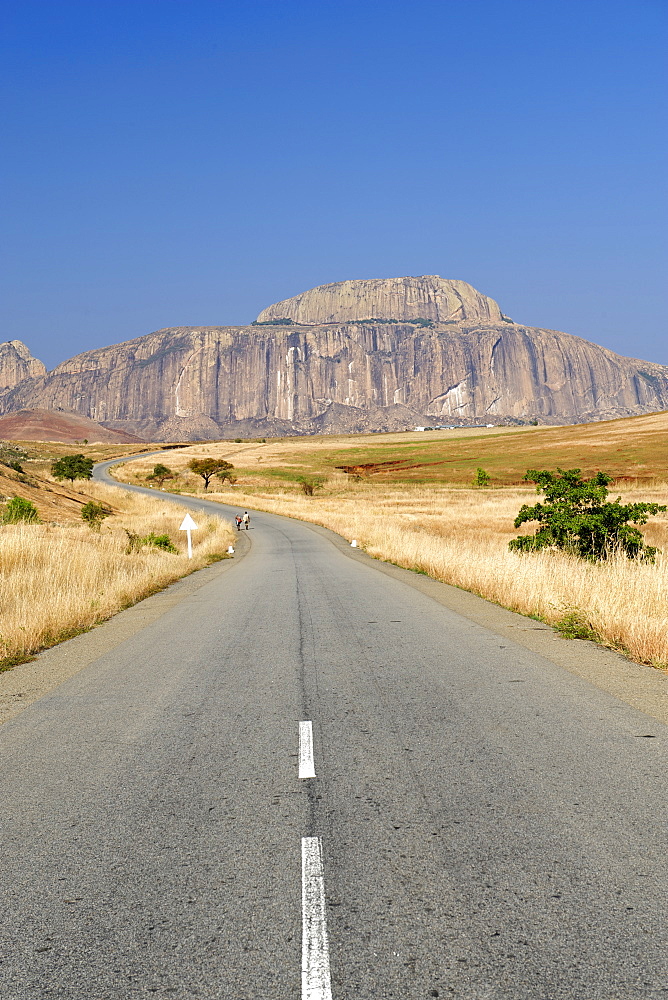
[0,458,665,999]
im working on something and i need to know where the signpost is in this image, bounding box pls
[179,512,198,559]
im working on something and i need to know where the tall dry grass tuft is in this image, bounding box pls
[205,483,668,669]
[0,485,234,666]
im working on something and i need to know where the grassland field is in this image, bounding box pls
[3,410,667,671]
[0,468,234,670]
[105,411,668,671]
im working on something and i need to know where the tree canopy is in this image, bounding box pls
[188,458,234,490]
[51,454,94,482]
[147,463,175,486]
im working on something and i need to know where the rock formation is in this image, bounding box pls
[0,340,46,391]
[255,275,505,325]
[1,276,667,440]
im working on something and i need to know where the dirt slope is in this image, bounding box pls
[0,409,144,444]
[0,467,121,523]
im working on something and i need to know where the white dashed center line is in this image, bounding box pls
[299,720,316,778]
[301,836,333,1000]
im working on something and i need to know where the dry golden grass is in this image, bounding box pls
[111,420,668,670]
[111,409,668,487]
[0,482,234,667]
[199,481,668,670]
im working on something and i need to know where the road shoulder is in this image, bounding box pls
[0,533,251,727]
[298,519,668,726]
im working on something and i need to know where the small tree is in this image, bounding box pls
[80,500,111,531]
[51,454,94,482]
[147,463,175,487]
[216,466,237,486]
[474,467,490,487]
[296,475,326,497]
[509,468,666,562]
[2,497,40,524]
[188,458,233,491]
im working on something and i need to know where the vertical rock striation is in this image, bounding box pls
[1,277,667,439]
[0,340,46,391]
[255,275,505,325]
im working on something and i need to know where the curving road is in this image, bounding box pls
[0,457,665,998]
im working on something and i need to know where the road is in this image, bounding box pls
[0,457,665,998]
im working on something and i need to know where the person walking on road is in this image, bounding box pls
[242,511,250,530]
[235,515,242,531]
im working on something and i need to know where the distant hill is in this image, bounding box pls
[1,275,667,440]
[0,409,144,444]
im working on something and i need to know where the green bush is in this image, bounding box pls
[554,609,600,641]
[2,497,40,524]
[124,529,178,554]
[80,500,111,531]
[142,532,178,553]
[509,468,666,562]
[251,317,297,326]
[474,467,490,487]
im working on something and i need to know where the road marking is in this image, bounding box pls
[302,837,333,1000]
[299,721,316,779]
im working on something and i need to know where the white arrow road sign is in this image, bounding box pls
[179,513,199,559]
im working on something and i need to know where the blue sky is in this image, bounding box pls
[1,0,666,370]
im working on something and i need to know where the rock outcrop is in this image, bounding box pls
[255,275,505,325]
[1,277,667,439]
[0,340,46,391]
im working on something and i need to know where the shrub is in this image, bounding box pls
[474,467,490,487]
[296,475,326,497]
[2,497,40,524]
[251,318,296,326]
[51,454,94,482]
[509,468,667,562]
[554,609,600,641]
[142,532,178,553]
[80,500,111,531]
[124,529,178,554]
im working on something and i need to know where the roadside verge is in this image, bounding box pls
[0,531,250,727]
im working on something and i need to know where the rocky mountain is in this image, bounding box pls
[256,275,506,325]
[0,340,46,391]
[1,276,667,440]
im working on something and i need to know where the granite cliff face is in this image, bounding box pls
[256,275,505,325]
[1,277,667,439]
[0,340,46,391]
